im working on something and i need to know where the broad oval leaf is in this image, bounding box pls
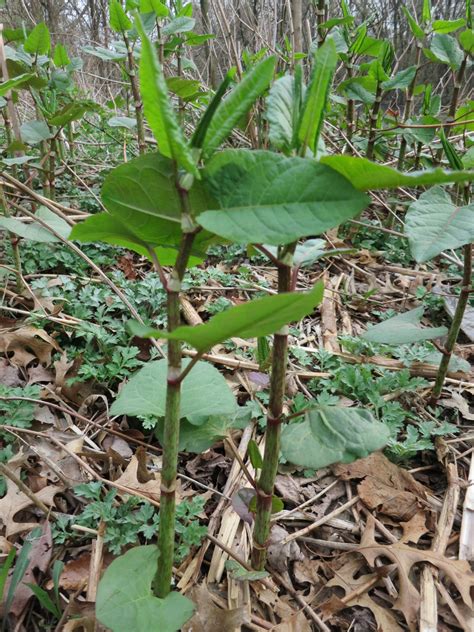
[96,546,194,632]
[281,406,390,469]
[0,73,34,96]
[20,120,52,145]
[69,211,208,266]
[110,359,237,421]
[405,186,474,263]
[197,150,369,245]
[430,33,464,69]
[201,56,276,160]
[129,282,324,352]
[24,22,50,55]
[136,17,198,176]
[321,155,474,190]
[101,152,211,226]
[0,207,70,243]
[362,307,448,344]
[382,66,416,91]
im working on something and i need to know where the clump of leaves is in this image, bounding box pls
[53,483,207,561]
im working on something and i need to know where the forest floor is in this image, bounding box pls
[1,131,474,632]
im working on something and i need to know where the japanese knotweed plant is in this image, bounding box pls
[69,19,474,632]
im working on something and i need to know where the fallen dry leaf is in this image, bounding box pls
[400,511,428,544]
[333,452,428,520]
[358,514,474,630]
[272,610,312,631]
[267,525,303,572]
[113,453,174,503]
[0,358,21,386]
[322,556,403,632]
[182,583,247,632]
[45,551,113,592]
[0,325,60,367]
[0,456,63,538]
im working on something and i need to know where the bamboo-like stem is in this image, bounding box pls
[345,56,355,147]
[397,42,422,170]
[123,33,146,155]
[251,260,292,570]
[431,185,472,402]
[366,81,382,160]
[153,211,196,596]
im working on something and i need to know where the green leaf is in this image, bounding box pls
[197,150,369,245]
[463,146,474,169]
[320,155,474,190]
[72,154,215,260]
[362,307,448,344]
[430,33,464,69]
[24,22,50,55]
[191,69,235,149]
[422,0,431,23]
[433,18,466,33]
[0,549,15,603]
[53,43,71,67]
[128,282,324,353]
[69,211,207,266]
[382,66,416,90]
[20,120,52,145]
[108,115,137,129]
[459,29,474,53]
[201,56,276,160]
[171,413,244,452]
[162,16,195,35]
[225,561,269,582]
[166,77,201,99]
[402,7,425,39]
[0,73,34,96]
[266,74,296,152]
[293,239,327,266]
[109,0,132,33]
[405,186,474,263]
[110,359,237,421]
[96,546,194,632]
[140,0,169,17]
[102,153,208,224]
[281,407,390,469]
[0,207,70,243]
[297,38,337,154]
[247,439,263,469]
[48,102,88,127]
[24,583,61,618]
[339,76,377,104]
[135,17,198,176]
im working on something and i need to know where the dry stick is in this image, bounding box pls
[272,571,331,632]
[419,463,460,632]
[282,496,360,545]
